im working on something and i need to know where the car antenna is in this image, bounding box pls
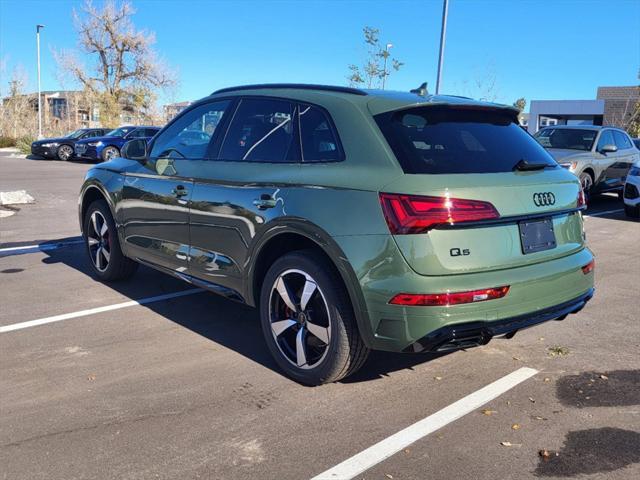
[410,82,428,97]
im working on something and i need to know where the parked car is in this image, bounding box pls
[73,126,160,162]
[78,84,594,385]
[30,128,111,160]
[633,138,640,150]
[534,125,639,201]
[623,160,640,218]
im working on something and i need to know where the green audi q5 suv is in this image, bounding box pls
[78,84,595,385]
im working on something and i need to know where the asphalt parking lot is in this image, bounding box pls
[1,151,639,480]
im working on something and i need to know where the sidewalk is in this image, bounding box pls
[0,147,26,158]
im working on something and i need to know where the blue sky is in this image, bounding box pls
[1,0,639,110]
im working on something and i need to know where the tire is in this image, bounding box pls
[56,144,74,161]
[83,200,138,281]
[624,204,640,218]
[260,249,369,385]
[579,172,594,204]
[101,146,120,161]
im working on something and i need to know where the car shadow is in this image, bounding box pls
[39,242,444,384]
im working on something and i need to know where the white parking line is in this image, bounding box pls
[0,288,205,333]
[0,239,84,256]
[585,208,624,217]
[310,367,538,480]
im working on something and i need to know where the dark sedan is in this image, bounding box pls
[30,128,111,161]
[73,126,160,162]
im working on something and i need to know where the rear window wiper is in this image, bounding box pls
[513,159,551,171]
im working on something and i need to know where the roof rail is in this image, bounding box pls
[212,84,368,96]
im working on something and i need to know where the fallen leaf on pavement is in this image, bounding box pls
[385,474,393,479]
[599,374,608,380]
[528,397,536,403]
[87,373,96,381]
[501,441,522,447]
[543,377,551,383]
[511,423,521,430]
[532,415,548,421]
[481,409,497,416]
[434,376,442,381]
[538,449,558,461]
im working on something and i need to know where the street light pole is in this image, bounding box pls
[382,43,393,90]
[36,24,45,139]
[435,0,449,95]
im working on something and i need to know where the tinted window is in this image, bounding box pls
[150,100,230,159]
[219,98,297,162]
[80,131,95,139]
[613,130,632,150]
[107,127,134,137]
[376,108,556,174]
[534,128,597,151]
[596,130,615,150]
[299,105,342,162]
[144,128,159,138]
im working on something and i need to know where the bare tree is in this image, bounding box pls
[0,67,36,139]
[55,0,176,126]
[347,27,404,89]
[451,62,500,102]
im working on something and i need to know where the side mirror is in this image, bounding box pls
[599,144,618,154]
[121,139,147,162]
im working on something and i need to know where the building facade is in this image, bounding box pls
[527,85,638,134]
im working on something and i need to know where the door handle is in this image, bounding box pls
[172,185,188,198]
[253,194,277,210]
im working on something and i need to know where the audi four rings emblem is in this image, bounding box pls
[533,192,556,207]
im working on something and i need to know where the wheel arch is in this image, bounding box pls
[79,183,116,235]
[246,220,374,346]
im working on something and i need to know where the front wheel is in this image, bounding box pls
[579,172,594,204]
[56,144,73,161]
[260,250,369,385]
[83,200,138,281]
[101,146,120,161]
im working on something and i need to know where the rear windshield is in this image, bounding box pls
[534,128,597,151]
[375,107,557,174]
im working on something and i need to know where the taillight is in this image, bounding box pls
[389,286,510,307]
[582,259,595,275]
[577,188,586,209]
[379,193,499,234]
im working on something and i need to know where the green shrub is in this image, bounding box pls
[16,136,35,155]
[0,136,16,148]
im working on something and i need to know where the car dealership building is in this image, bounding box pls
[527,85,639,134]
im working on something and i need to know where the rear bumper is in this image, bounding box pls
[335,234,595,352]
[403,288,594,353]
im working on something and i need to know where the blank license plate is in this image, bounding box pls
[519,218,556,254]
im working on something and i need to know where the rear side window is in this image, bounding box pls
[144,128,160,138]
[150,100,230,159]
[376,108,557,174]
[219,98,298,162]
[613,130,632,150]
[299,104,342,162]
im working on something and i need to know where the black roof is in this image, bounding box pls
[212,84,368,96]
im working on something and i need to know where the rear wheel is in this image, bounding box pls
[624,204,640,218]
[56,144,73,161]
[83,200,137,281]
[260,250,369,385]
[101,146,119,161]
